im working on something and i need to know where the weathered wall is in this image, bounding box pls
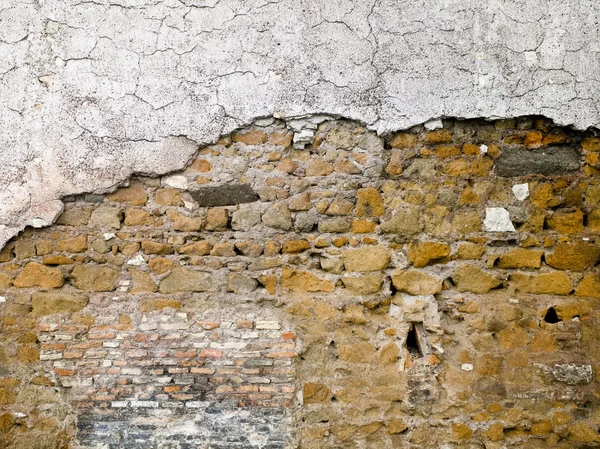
[1,117,599,448]
[2,0,600,246]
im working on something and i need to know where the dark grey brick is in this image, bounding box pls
[190,184,259,207]
[495,146,580,177]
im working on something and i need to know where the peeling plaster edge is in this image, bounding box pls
[1,113,598,251]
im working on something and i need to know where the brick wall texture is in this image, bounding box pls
[1,116,600,448]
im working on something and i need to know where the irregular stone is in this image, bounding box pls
[303,383,331,404]
[178,241,212,256]
[288,193,311,211]
[318,217,351,233]
[342,246,391,272]
[510,272,572,295]
[320,257,344,274]
[190,184,259,207]
[189,159,212,172]
[341,274,383,294]
[338,342,377,363]
[129,269,158,293]
[142,241,174,255]
[166,210,202,232]
[164,175,188,190]
[71,265,119,292]
[389,132,417,148]
[140,299,181,312]
[496,322,529,350]
[403,159,436,179]
[325,196,354,216]
[231,206,260,231]
[355,187,384,217]
[124,208,154,226]
[235,241,263,258]
[14,263,65,289]
[512,183,529,201]
[352,219,377,233]
[391,270,442,295]
[227,273,258,294]
[423,129,452,144]
[205,208,229,231]
[107,181,148,206]
[281,267,334,292]
[159,268,214,293]
[56,235,88,253]
[306,157,334,176]
[231,129,268,145]
[380,208,421,235]
[258,274,277,294]
[483,208,515,232]
[546,210,584,234]
[155,188,182,206]
[545,243,600,272]
[452,211,481,233]
[90,207,122,229]
[342,304,366,324]
[56,206,93,226]
[497,248,543,269]
[31,292,88,317]
[453,264,501,293]
[495,147,580,177]
[148,258,175,275]
[282,240,310,254]
[549,364,593,385]
[326,125,356,149]
[269,131,293,147]
[262,203,292,230]
[408,242,450,268]
[452,423,473,441]
[15,240,36,259]
[576,273,600,298]
[210,242,236,257]
[43,255,74,265]
[0,272,13,289]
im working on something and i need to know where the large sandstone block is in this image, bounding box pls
[281,268,334,293]
[545,243,600,272]
[341,246,391,272]
[380,208,421,235]
[452,265,501,293]
[391,270,442,295]
[14,263,65,289]
[71,265,120,292]
[89,207,123,229]
[159,268,214,293]
[31,292,88,317]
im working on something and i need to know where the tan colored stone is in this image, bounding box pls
[576,273,600,298]
[391,270,442,295]
[178,240,212,256]
[282,240,310,254]
[378,342,400,364]
[288,193,311,211]
[231,129,267,145]
[159,268,214,293]
[56,206,93,226]
[71,265,119,292]
[124,208,154,226]
[582,136,600,152]
[14,263,65,289]
[36,240,54,256]
[269,131,293,147]
[140,298,181,312]
[529,331,557,352]
[31,292,88,317]
[355,187,384,217]
[453,264,501,293]
[235,241,263,257]
[485,423,504,441]
[545,243,600,272]
[129,268,158,293]
[325,196,354,216]
[496,248,543,269]
[148,258,175,275]
[119,242,140,256]
[423,129,452,144]
[351,219,376,233]
[546,209,584,234]
[530,183,559,208]
[408,241,450,268]
[210,242,236,257]
[318,217,351,233]
[451,211,481,233]
[43,255,74,265]
[380,208,421,235]
[90,207,122,229]
[262,203,292,230]
[142,240,173,255]
[281,267,334,292]
[227,273,257,294]
[385,150,404,176]
[306,157,334,176]
[510,272,572,295]
[0,272,13,289]
[258,274,277,294]
[333,157,361,174]
[452,423,473,440]
[303,383,330,404]
[155,188,182,206]
[587,210,600,231]
[456,243,485,260]
[389,132,417,148]
[166,210,202,232]
[189,159,212,172]
[205,208,229,231]
[568,421,599,443]
[56,235,88,253]
[497,323,529,350]
[15,240,36,259]
[338,342,377,363]
[342,245,391,272]
[341,274,383,295]
[107,181,148,206]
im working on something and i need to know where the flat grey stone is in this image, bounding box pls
[190,184,259,207]
[495,147,580,177]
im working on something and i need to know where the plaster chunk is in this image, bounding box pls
[483,208,516,232]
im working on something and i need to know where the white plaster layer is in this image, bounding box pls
[1,0,600,247]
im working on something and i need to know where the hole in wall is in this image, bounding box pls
[544,307,561,324]
[406,322,424,359]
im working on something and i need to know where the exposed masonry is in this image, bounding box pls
[2,0,600,249]
[1,116,600,448]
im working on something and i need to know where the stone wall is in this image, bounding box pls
[1,117,599,448]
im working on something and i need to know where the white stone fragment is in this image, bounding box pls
[127,254,145,266]
[30,217,50,228]
[130,401,159,408]
[255,320,281,330]
[479,144,488,154]
[111,401,129,408]
[183,201,194,210]
[461,363,474,371]
[424,119,443,130]
[0,296,5,303]
[512,183,529,201]
[484,207,516,232]
[164,175,188,190]
[509,298,519,304]
[103,233,115,240]
[12,413,27,418]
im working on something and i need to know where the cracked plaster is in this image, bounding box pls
[1,0,600,247]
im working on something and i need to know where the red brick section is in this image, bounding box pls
[38,315,297,409]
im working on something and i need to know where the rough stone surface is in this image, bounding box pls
[191,185,259,207]
[496,147,580,177]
